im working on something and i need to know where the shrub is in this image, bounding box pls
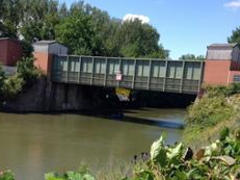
[186,95,233,127]
[129,128,240,180]
[45,168,95,180]
[2,75,24,100]
[0,170,14,180]
[17,57,40,86]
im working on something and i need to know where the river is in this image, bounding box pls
[0,108,185,180]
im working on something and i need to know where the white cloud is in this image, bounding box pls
[123,14,150,24]
[224,0,240,8]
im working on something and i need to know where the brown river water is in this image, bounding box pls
[0,108,185,180]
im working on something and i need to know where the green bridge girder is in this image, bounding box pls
[51,55,205,94]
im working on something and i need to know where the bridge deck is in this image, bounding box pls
[51,55,204,94]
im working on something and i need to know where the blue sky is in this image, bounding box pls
[62,0,240,59]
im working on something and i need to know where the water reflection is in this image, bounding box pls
[0,108,185,180]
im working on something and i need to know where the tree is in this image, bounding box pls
[179,54,205,60]
[228,27,240,44]
[55,11,96,55]
[0,0,169,58]
[117,19,168,58]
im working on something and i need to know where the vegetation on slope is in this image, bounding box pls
[183,84,240,148]
[0,57,40,101]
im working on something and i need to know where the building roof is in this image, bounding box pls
[33,40,57,45]
[0,37,20,42]
[208,43,239,49]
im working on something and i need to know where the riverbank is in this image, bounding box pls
[183,84,240,149]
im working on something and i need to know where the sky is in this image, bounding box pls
[61,0,240,59]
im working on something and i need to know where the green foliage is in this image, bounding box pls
[184,84,240,146]
[179,54,205,60]
[0,57,39,101]
[17,57,39,86]
[55,11,96,55]
[0,0,169,58]
[228,26,240,44]
[2,75,24,99]
[0,170,14,180]
[45,169,95,180]
[130,129,240,180]
[20,40,34,57]
[186,84,240,127]
[205,83,240,97]
[118,19,168,58]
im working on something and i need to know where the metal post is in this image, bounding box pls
[104,57,108,86]
[118,58,122,88]
[180,61,186,93]
[147,60,152,90]
[78,56,82,84]
[91,57,95,85]
[66,56,70,83]
[132,59,137,89]
[163,60,168,92]
[198,61,204,93]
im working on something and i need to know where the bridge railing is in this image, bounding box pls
[51,55,204,94]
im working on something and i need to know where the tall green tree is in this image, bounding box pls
[228,27,240,44]
[117,19,168,58]
[0,0,169,58]
[55,11,96,55]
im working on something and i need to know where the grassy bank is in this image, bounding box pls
[183,84,240,149]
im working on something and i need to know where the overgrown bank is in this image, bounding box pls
[0,57,40,103]
[183,84,240,149]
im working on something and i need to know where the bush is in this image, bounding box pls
[0,170,14,180]
[45,168,95,180]
[17,57,40,86]
[127,128,240,180]
[183,84,240,146]
[186,95,233,127]
[205,83,240,98]
[2,75,24,100]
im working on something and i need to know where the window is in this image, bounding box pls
[233,75,240,83]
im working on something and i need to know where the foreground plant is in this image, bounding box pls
[129,128,240,180]
[45,168,95,180]
[0,170,14,180]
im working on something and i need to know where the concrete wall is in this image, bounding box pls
[1,78,96,112]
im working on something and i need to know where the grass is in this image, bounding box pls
[183,84,240,149]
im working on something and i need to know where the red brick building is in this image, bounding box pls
[203,43,240,86]
[0,37,22,66]
[33,40,68,75]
